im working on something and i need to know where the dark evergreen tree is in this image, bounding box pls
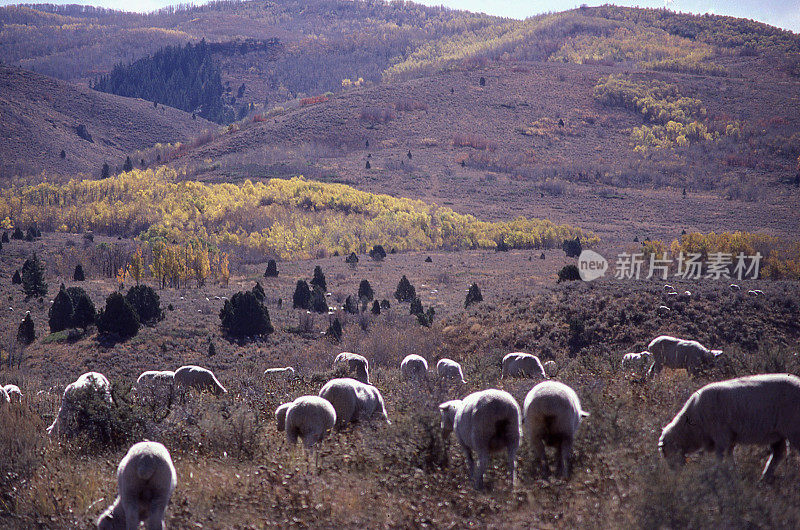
[21,253,47,298]
[25,226,37,241]
[310,266,327,292]
[17,313,35,345]
[12,226,23,240]
[326,318,343,342]
[2,232,8,243]
[371,300,381,315]
[49,284,74,333]
[68,287,96,329]
[495,240,510,252]
[344,295,359,314]
[73,264,85,281]
[101,163,110,179]
[219,290,273,339]
[97,292,139,340]
[394,275,416,302]
[264,259,278,277]
[562,237,582,258]
[465,283,483,308]
[345,252,359,265]
[208,339,217,357]
[557,265,582,282]
[410,297,423,316]
[425,256,432,263]
[292,280,311,310]
[12,270,21,284]
[380,299,390,310]
[365,160,371,169]
[358,279,374,302]
[311,286,328,314]
[125,285,162,325]
[369,245,386,261]
[60,149,66,159]
[251,281,266,302]
[122,156,133,172]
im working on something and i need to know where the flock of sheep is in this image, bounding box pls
[4,320,800,528]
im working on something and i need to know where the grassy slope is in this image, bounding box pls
[0,66,213,180]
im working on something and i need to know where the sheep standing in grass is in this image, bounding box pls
[621,351,653,374]
[439,389,521,490]
[264,367,296,380]
[659,374,800,481]
[276,396,336,451]
[523,381,588,478]
[333,352,370,384]
[542,360,558,378]
[135,371,174,409]
[3,384,22,403]
[400,354,428,381]
[97,441,177,530]
[729,284,741,291]
[48,372,112,437]
[174,365,226,400]
[647,335,723,376]
[501,352,547,379]
[318,378,389,429]
[436,358,466,383]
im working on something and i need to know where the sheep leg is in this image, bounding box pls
[761,439,787,481]
[122,500,141,530]
[462,446,475,481]
[146,503,167,530]
[474,451,489,490]
[530,436,548,478]
[556,439,573,478]
[507,445,518,488]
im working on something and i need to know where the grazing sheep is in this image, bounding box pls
[0,386,9,406]
[318,378,389,429]
[523,381,589,478]
[400,354,428,381]
[3,384,22,403]
[264,367,296,380]
[437,358,466,383]
[501,352,546,380]
[659,374,800,481]
[279,396,336,449]
[666,291,679,298]
[657,305,671,315]
[333,352,370,384]
[747,289,764,297]
[439,389,521,490]
[542,360,558,378]
[173,365,227,398]
[647,335,723,377]
[621,351,653,373]
[730,284,741,291]
[664,284,674,291]
[135,371,175,408]
[48,372,113,437]
[97,441,177,530]
[681,290,692,298]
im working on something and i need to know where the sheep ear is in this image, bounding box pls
[438,403,449,411]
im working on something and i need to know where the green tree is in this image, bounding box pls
[17,313,35,345]
[465,283,483,308]
[311,266,327,292]
[395,275,416,302]
[293,280,311,310]
[12,270,21,284]
[369,245,387,261]
[21,253,47,298]
[358,279,374,302]
[371,300,381,315]
[97,292,140,340]
[68,287,96,329]
[49,284,74,333]
[252,281,266,302]
[264,259,278,277]
[101,163,110,179]
[311,286,328,314]
[123,156,133,172]
[125,285,162,325]
[73,264,85,281]
[219,290,273,340]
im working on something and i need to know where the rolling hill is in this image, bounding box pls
[0,65,213,179]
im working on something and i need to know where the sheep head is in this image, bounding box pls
[438,400,460,440]
[275,403,291,432]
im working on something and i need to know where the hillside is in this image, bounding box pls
[0,66,213,180]
[160,58,800,244]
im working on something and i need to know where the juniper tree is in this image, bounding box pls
[21,253,47,298]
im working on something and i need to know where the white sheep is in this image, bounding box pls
[501,352,547,379]
[264,367,296,380]
[134,371,175,409]
[173,365,227,399]
[647,335,723,377]
[657,305,671,315]
[681,290,692,299]
[275,396,336,449]
[542,360,558,378]
[400,354,428,381]
[659,374,800,481]
[333,352,370,384]
[747,289,764,296]
[48,372,113,437]
[97,441,177,530]
[523,380,588,478]
[621,351,653,373]
[318,378,389,429]
[664,284,674,291]
[3,384,22,404]
[666,291,679,297]
[729,284,741,291]
[439,389,521,490]
[436,358,466,383]
[0,386,9,407]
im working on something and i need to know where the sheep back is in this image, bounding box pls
[174,365,227,395]
[400,354,428,380]
[436,358,466,383]
[285,395,337,447]
[48,372,112,437]
[501,352,546,379]
[333,352,370,384]
[455,389,521,454]
[648,335,722,374]
[523,381,587,443]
